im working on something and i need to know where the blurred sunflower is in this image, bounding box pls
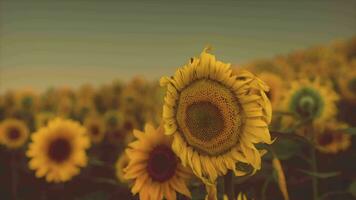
[104,110,124,131]
[0,118,29,149]
[26,118,90,183]
[115,152,130,183]
[56,96,74,117]
[254,72,285,109]
[160,48,272,184]
[124,123,191,200]
[83,115,105,144]
[315,122,351,154]
[15,89,39,112]
[338,67,356,104]
[242,58,293,79]
[35,112,55,129]
[282,79,339,126]
[104,111,127,144]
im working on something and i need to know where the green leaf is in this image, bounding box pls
[90,177,119,186]
[76,191,109,200]
[271,138,302,160]
[345,127,356,136]
[297,169,340,178]
[349,181,356,197]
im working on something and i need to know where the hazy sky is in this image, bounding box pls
[1,0,355,92]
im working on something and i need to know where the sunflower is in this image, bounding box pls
[15,89,39,112]
[338,67,356,104]
[315,122,351,154]
[104,110,124,131]
[160,47,272,185]
[26,118,90,183]
[35,112,55,129]
[83,115,105,144]
[104,111,128,144]
[281,79,339,126]
[124,123,191,200]
[115,152,130,183]
[242,58,293,79]
[0,118,29,149]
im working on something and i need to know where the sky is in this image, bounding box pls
[0,0,355,93]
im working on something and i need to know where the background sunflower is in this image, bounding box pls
[26,118,90,183]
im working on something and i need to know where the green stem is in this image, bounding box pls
[319,190,348,200]
[11,152,18,200]
[261,176,273,200]
[224,171,234,200]
[310,146,318,200]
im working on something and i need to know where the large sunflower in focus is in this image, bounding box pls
[315,122,351,154]
[27,118,90,183]
[160,48,272,184]
[282,79,339,126]
[0,119,29,149]
[124,123,191,200]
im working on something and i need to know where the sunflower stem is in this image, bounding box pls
[11,152,18,200]
[310,146,319,200]
[224,171,234,200]
[306,124,318,200]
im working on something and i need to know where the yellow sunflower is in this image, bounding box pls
[160,47,272,185]
[0,118,29,149]
[104,110,124,131]
[315,122,351,154]
[83,115,105,144]
[281,79,339,127]
[35,112,55,129]
[26,118,90,183]
[124,123,191,200]
[104,111,129,144]
[115,152,130,183]
[338,67,356,104]
[14,89,39,111]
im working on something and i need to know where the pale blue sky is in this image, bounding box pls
[1,0,355,92]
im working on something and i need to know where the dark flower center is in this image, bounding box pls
[90,125,100,136]
[48,138,72,163]
[186,101,224,142]
[124,121,133,131]
[318,132,334,146]
[147,145,178,182]
[7,127,21,140]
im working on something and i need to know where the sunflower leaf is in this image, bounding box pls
[349,181,356,197]
[344,127,356,136]
[297,169,340,178]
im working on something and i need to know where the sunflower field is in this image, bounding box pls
[0,37,355,200]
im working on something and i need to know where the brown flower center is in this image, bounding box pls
[318,132,334,146]
[186,101,224,141]
[90,125,100,136]
[176,79,243,156]
[123,121,133,131]
[147,145,178,182]
[48,138,72,163]
[7,127,21,140]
